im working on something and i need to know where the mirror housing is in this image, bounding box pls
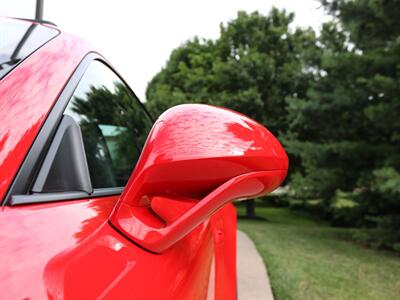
[110,104,288,253]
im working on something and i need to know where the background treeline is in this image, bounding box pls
[145,0,400,252]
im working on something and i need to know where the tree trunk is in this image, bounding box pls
[245,199,256,219]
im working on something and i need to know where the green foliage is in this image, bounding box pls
[284,0,400,249]
[355,167,400,251]
[146,9,318,136]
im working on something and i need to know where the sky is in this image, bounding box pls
[1,1,329,101]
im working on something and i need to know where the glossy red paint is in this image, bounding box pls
[111,104,288,253]
[0,197,116,299]
[0,30,91,200]
[211,204,237,300]
[0,197,218,299]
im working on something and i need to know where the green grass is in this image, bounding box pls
[237,205,400,300]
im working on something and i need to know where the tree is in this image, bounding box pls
[146,8,318,218]
[286,0,400,250]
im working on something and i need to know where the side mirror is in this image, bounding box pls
[110,104,288,253]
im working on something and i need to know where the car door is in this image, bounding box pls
[0,56,226,300]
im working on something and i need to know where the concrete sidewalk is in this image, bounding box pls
[237,230,274,300]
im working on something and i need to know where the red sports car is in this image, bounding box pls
[0,17,288,299]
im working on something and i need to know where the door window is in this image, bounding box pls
[64,60,152,188]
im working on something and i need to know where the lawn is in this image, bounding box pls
[237,205,400,300]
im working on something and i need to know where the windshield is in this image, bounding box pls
[0,18,59,80]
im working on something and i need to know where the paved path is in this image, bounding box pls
[237,230,274,300]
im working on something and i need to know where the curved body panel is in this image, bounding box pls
[0,197,235,299]
[0,31,91,201]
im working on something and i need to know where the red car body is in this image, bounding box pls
[0,18,287,300]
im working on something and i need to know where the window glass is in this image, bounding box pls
[64,60,153,188]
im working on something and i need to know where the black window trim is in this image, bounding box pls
[3,52,152,206]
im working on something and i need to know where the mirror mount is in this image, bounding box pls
[111,170,286,253]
